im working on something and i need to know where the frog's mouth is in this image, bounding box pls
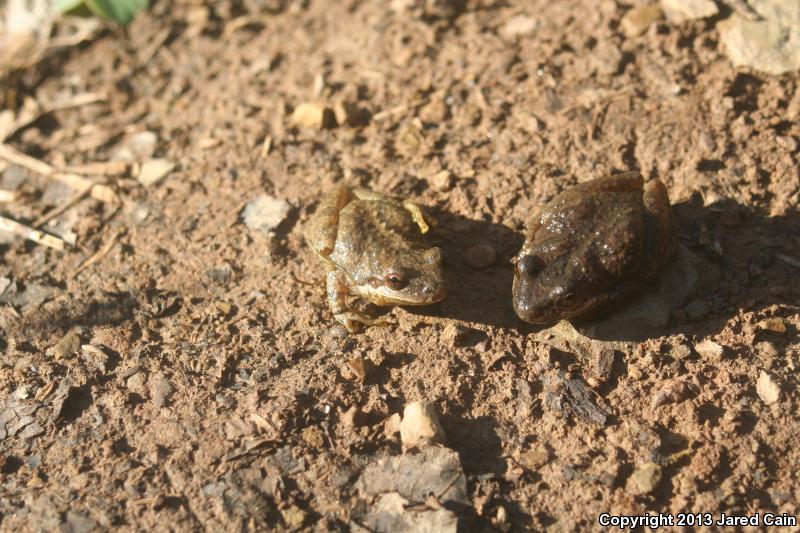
[513,274,613,324]
[363,283,446,307]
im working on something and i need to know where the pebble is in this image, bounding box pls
[291,102,334,129]
[430,169,454,191]
[126,372,147,394]
[241,195,290,233]
[621,5,663,38]
[400,401,446,449]
[694,339,724,361]
[137,158,175,187]
[719,1,800,75]
[592,40,622,76]
[114,131,158,162]
[51,329,82,360]
[660,0,718,22]
[463,244,497,269]
[755,341,779,363]
[757,317,786,335]
[671,343,692,360]
[150,374,174,408]
[499,14,538,39]
[629,462,662,495]
[756,371,780,405]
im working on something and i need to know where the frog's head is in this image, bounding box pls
[512,252,613,324]
[361,246,446,306]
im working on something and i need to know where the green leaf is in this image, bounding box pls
[54,0,86,13]
[85,0,149,24]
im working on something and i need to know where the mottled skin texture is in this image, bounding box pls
[513,173,676,324]
[305,186,446,332]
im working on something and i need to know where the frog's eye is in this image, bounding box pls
[563,293,576,304]
[384,271,408,290]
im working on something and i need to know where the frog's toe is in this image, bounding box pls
[334,312,391,333]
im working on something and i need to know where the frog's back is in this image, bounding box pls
[329,199,421,276]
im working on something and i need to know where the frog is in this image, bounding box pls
[512,172,676,324]
[304,185,446,332]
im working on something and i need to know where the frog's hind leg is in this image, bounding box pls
[351,187,431,234]
[580,172,644,193]
[305,186,354,257]
[326,270,389,333]
[642,179,677,270]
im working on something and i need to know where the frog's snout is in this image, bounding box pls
[420,281,447,303]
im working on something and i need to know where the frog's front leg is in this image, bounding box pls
[326,270,388,333]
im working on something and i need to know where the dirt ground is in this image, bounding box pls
[1,0,799,530]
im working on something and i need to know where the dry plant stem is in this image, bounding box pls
[0,215,66,251]
[33,184,92,228]
[1,92,107,142]
[0,189,16,202]
[72,230,123,277]
[0,144,117,203]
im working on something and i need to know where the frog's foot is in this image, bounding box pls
[351,187,433,234]
[401,200,432,234]
[334,312,392,333]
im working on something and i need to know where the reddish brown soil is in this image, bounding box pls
[1,0,799,530]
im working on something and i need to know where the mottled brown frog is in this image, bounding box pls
[512,172,676,324]
[305,186,445,332]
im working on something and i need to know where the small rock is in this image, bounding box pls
[695,340,724,361]
[430,169,454,191]
[629,366,644,380]
[684,299,709,320]
[499,14,538,39]
[346,355,373,383]
[719,2,800,75]
[290,102,335,129]
[621,4,663,37]
[629,462,662,495]
[137,158,175,187]
[301,426,325,448]
[383,412,402,437]
[591,40,622,75]
[125,372,147,394]
[281,505,307,530]
[755,341,779,363]
[660,0,718,22]
[757,317,787,335]
[114,131,158,162]
[672,343,692,360]
[241,195,290,233]
[150,374,174,408]
[51,329,82,360]
[463,244,497,269]
[651,379,694,409]
[400,401,446,449]
[756,371,780,405]
[518,446,550,470]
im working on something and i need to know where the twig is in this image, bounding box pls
[64,160,129,177]
[0,190,16,202]
[72,230,123,277]
[33,183,93,228]
[0,144,117,203]
[0,92,107,142]
[0,215,67,251]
